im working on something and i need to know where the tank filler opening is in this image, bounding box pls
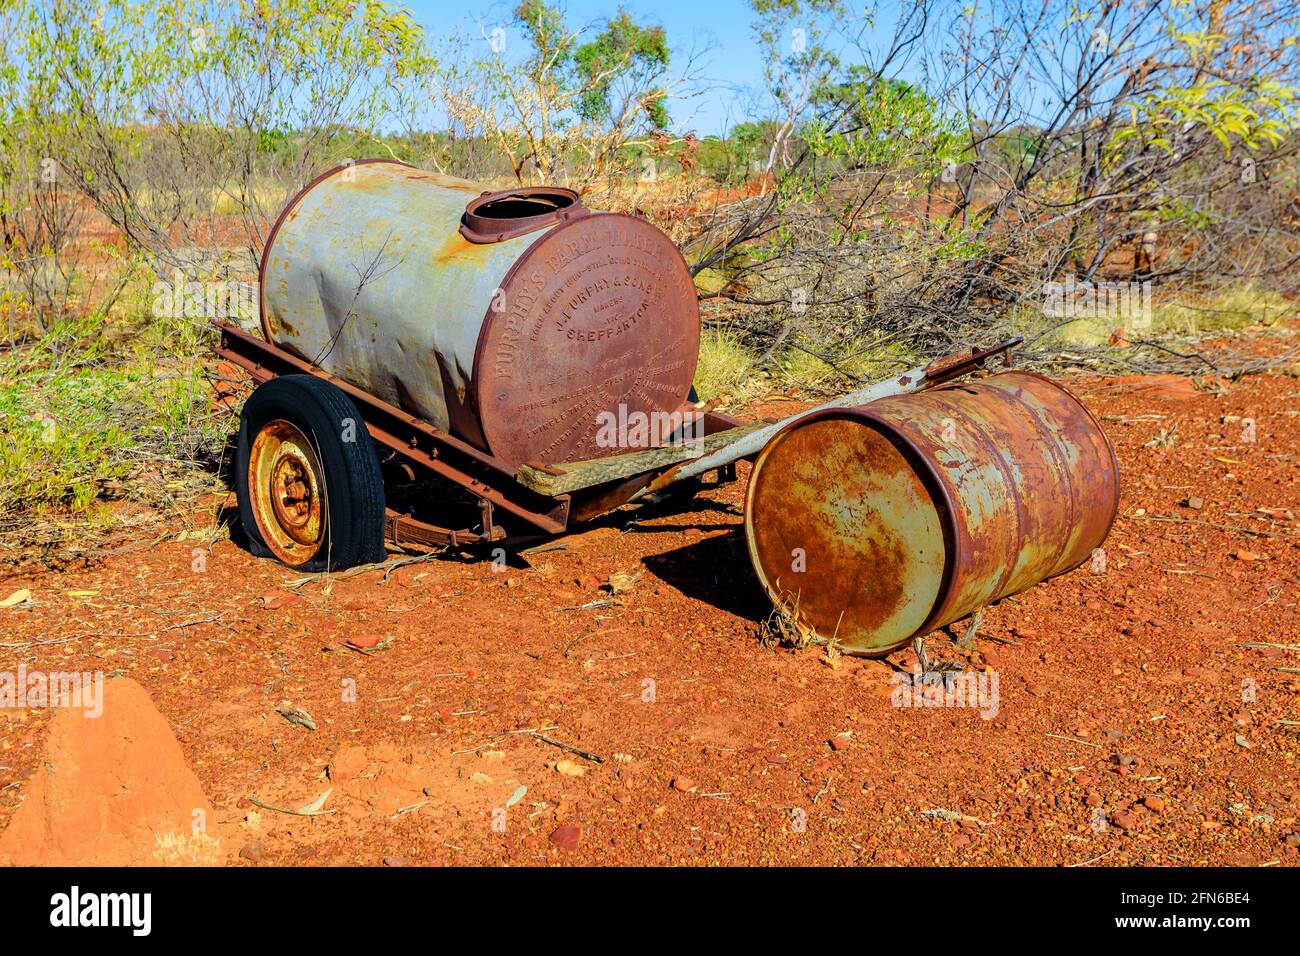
[473,192,574,219]
[460,186,584,243]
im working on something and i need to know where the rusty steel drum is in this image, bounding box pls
[744,371,1120,655]
[259,159,700,469]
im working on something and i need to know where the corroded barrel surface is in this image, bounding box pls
[259,160,700,469]
[744,371,1120,655]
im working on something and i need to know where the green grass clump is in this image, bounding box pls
[1015,282,1294,348]
[774,346,837,390]
[774,338,920,392]
[0,366,139,514]
[0,312,222,519]
[693,327,764,404]
[1153,284,1294,335]
[834,338,920,380]
[693,327,922,405]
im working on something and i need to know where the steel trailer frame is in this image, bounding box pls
[214,322,746,551]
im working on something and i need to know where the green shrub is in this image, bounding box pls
[0,311,223,519]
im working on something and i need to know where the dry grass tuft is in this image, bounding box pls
[757,591,820,650]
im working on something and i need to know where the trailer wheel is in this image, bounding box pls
[236,375,386,570]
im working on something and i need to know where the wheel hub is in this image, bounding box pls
[249,419,326,564]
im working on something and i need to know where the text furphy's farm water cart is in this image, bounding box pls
[216,160,1119,657]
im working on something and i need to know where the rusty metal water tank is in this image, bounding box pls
[744,371,1120,655]
[259,159,700,469]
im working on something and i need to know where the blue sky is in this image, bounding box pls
[404,0,772,135]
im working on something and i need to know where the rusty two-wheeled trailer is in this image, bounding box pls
[213,322,1018,559]
[217,158,1119,657]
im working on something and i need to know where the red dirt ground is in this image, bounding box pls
[2,360,1299,866]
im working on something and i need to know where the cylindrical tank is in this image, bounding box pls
[259,159,700,469]
[744,371,1120,655]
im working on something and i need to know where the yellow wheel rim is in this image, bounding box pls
[249,419,326,565]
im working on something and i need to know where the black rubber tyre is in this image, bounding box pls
[235,375,386,570]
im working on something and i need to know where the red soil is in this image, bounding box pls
[1,360,1298,866]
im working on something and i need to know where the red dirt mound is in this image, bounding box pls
[0,677,220,866]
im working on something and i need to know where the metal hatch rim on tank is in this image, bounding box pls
[460,185,587,243]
